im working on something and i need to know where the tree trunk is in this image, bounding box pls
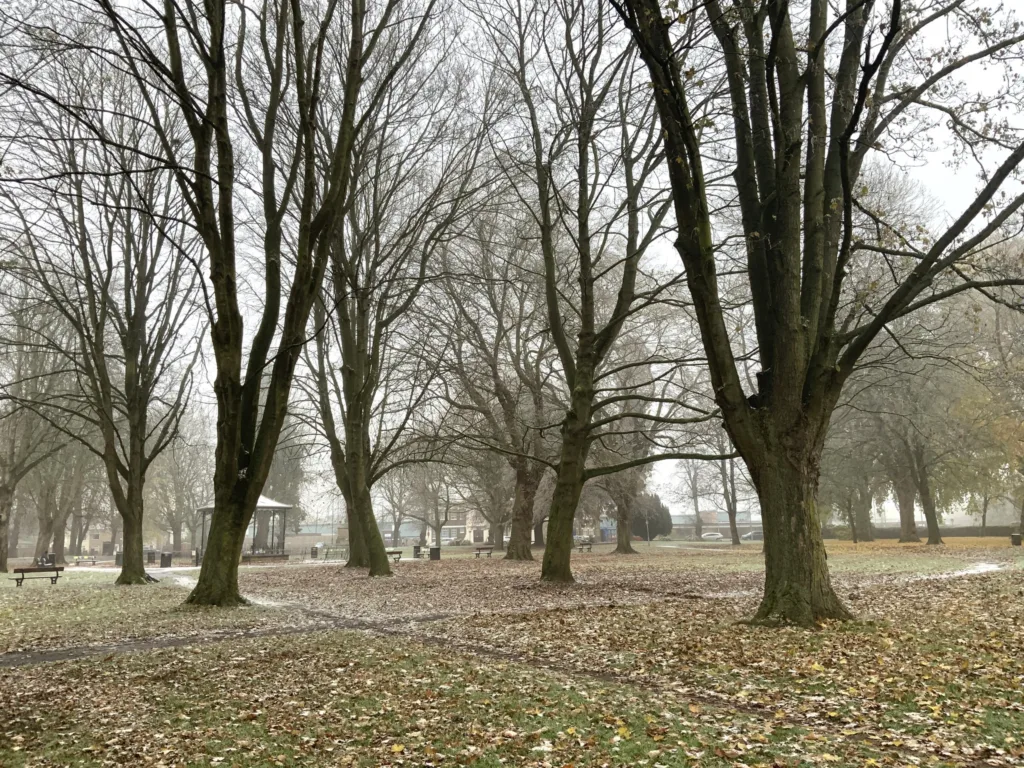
[391,517,402,548]
[489,522,505,550]
[346,505,369,567]
[981,495,988,536]
[9,505,21,560]
[540,388,591,582]
[693,504,703,540]
[533,519,545,547]
[911,447,943,545]
[853,486,874,542]
[69,512,82,557]
[845,498,858,544]
[343,429,391,576]
[185,496,249,604]
[892,470,920,543]
[34,515,54,560]
[505,465,539,561]
[418,522,427,547]
[613,501,637,554]
[0,485,12,572]
[172,522,183,553]
[727,506,740,545]
[751,454,852,626]
[116,493,152,585]
[431,523,443,546]
[51,517,67,565]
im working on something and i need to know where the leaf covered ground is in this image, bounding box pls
[2,539,1023,767]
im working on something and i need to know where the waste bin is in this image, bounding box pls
[160,552,173,568]
[115,552,123,567]
[311,546,319,559]
[44,553,56,566]
[1012,533,1022,547]
[429,546,441,561]
[412,545,422,559]
[146,550,157,565]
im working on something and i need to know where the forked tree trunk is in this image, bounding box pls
[185,497,250,605]
[613,502,637,554]
[0,485,12,572]
[540,362,593,582]
[892,471,919,542]
[506,465,539,561]
[751,454,851,626]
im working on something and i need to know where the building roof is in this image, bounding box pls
[197,495,294,513]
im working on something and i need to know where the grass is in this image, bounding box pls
[3,538,1024,767]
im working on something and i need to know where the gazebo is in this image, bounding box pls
[194,495,293,565]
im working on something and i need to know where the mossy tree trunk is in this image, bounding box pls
[752,450,852,625]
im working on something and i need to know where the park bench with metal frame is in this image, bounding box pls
[473,546,494,558]
[575,541,593,553]
[385,549,402,563]
[11,566,64,586]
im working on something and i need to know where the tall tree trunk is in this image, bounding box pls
[51,516,68,565]
[911,446,943,545]
[116,488,151,585]
[172,523,183,553]
[34,501,54,560]
[750,452,851,625]
[346,503,369,567]
[0,485,11,572]
[185,496,249,604]
[343,426,390,576]
[391,517,402,548]
[533,519,545,547]
[723,458,740,545]
[418,522,427,546]
[613,499,637,554]
[540,386,591,582]
[69,512,82,557]
[693,502,703,540]
[981,495,988,536]
[540,361,593,582]
[431,523,443,546]
[506,465,539,561]
[892,470,920,543]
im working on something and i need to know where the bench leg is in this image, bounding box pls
[16,578,23,587]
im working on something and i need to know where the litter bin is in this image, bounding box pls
[115,552,123,567]
[146,550,157,565]
[1012,533,1022,547]
[412,545,422,559]
[429,546,441,561]
[44,553,56,566]
[311,546,319,559]
[160,552,173,568]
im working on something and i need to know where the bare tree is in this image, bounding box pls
[617,0,1024,623]
[2,42,203,583]
[306,16,485,575]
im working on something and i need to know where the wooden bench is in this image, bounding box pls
[385,549,402,563]
[473,546,494,558]
[575,541,593,553]
[74,557,98,566]
[11,566,65,586]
